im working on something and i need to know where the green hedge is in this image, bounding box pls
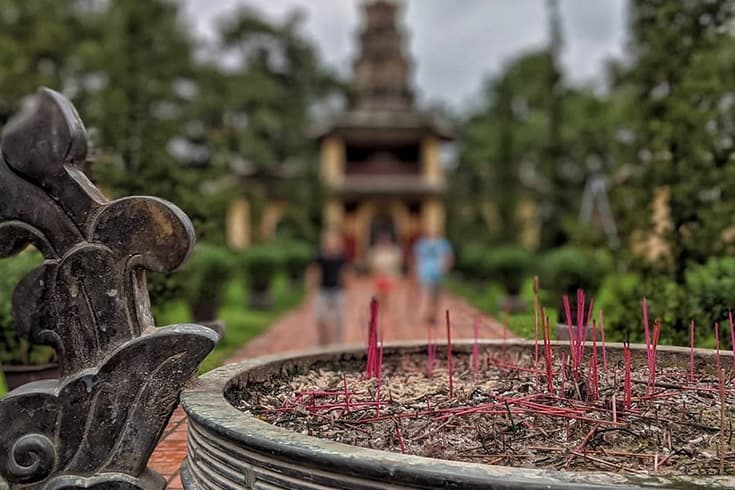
[181,243,237,304]
[279,240,313,283]
[244,245,283,291]
[685,257,735,337]
[151,240,315,319]
[456,242,489,282]
[596,259,735,347]
[483,246,534,295]
[539,246,613,300]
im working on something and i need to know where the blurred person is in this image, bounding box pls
[413,226,453,325]
[368,231,403,311]
[308,229,350,345]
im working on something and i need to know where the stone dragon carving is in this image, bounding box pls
[0,88,218,489]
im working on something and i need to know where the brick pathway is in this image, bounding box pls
[149,279,508,488]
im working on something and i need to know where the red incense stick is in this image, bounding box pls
[582,295,595,356]
[472,314,480,375]
[642,298,652,374]
[560,351,567,399]
[427,328,435,377]
[395,423,406,454]
[377,331,385,381]
[689,320,696,384]
[576,290,584,365]
[563,295,576,370]
[343,374,350,412]
[366,298,379,378]
[591,320,599,400]
[599,309,608,370]
[650,319,661,392]
[446,309,454,397]
[541,308,554,394]
[729,311,735,372]
[623,340,632,409]
[715,322,722,377]
[533,276,540,365]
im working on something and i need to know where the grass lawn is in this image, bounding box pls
[0,369,6,398]
[448,277,557,340]
[155,274,304,374]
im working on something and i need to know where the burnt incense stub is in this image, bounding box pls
[0,88,217,490]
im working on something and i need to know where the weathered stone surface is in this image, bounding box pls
[0,88,217,489]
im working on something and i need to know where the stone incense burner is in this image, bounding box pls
[180,340,735,490]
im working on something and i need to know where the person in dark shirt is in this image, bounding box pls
[309,229,350,345]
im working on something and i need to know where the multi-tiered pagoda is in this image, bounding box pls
[316,0,454,264]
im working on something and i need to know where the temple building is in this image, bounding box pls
[315,0,454,264]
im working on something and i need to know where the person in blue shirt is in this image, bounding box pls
[413,229,453,325]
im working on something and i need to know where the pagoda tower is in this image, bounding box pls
[316,0,454,265]
[353,0,414,111]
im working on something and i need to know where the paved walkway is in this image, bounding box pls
[149,279,508,488]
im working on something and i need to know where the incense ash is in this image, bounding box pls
[238,344,735,476]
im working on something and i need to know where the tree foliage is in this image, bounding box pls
[620,0,735,280]
[0,0,342,245]
[452,51,625,250]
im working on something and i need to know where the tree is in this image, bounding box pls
[538,0,566,249]
[0,0,101,125]
[621,0,735,281]
[73,0,241,243]
[82,0,195,189]
[214,7,345,241]
[452,50,567,246]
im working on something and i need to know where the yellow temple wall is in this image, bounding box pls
[226,197,251,250]
[421,136,443,186]
[259,201,288,241]
[324,198,344,230]
[320,136,345,186]
[422,198,445,236]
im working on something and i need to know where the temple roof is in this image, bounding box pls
[314,108,454,142]
[336,174,444,197]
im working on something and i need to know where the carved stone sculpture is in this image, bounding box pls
[0,88,218,489]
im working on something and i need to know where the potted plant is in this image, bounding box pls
[483,245,533,312]
[0,250,59,390]
[244,244,281,309]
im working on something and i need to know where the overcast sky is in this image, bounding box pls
[182,0,628,110]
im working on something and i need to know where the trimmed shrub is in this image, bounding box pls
[456,242,489,282]
[685,257,735,346]
[540,246,613,324]
[0,250,55,365]
[179,243,237,321]
[483,246,534,295]
[597,273,686,345]
[540,246,613,300]
[595,273,640,343]
[280,240,313,286]
[245,245,282,292]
